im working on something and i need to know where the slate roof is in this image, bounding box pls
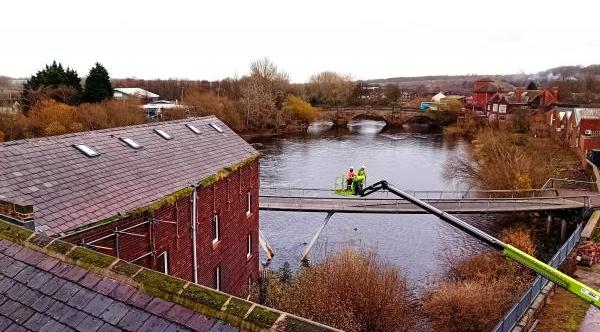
[113,88,159,99]
[0,239,233,332]
[0,220,339,332]
[0,116,258,236]
[574,108,600,126]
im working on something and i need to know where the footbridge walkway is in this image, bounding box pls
[259,187,600,214]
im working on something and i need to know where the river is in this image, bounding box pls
[254,121,564,294]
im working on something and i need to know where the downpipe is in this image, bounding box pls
[191,185,198,284]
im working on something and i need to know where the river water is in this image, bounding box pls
[254,121,563,294]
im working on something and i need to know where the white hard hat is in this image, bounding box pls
[349,166,354,169]
[361,165,366,169]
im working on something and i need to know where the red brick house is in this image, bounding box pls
[565,108,600,156]
[471,78,503,112]
[0,116,260,297]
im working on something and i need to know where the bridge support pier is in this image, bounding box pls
[300,212,334,263]
[546,215,553,235]
[561,219,568,241]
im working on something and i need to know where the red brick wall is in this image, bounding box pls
[63,159,260,297]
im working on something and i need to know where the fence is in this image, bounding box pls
[491,222,584,332]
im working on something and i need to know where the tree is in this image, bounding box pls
[239,57,289,130]
[22,61,82,109]
[384,84,401,105]
[184,91,245,132]
[526,81,538,90]
[282,95,320,123]
[83,63,113,103]
[307,71,354,106]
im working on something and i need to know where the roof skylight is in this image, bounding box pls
[74,144,100,157]
[210,123,224,133]
[154,129,172,140]
[120,137,143,149]
[186,124,201,134]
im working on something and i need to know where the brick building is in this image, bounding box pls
[565,108,600,156]
[471,78,502,112]
[0,116,260,297]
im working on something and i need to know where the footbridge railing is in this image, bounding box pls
[491,222,584,332]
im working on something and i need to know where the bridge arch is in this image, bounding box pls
[349,112,387,123]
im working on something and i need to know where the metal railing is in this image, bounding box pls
[491,222,584,332]
[541,178,598,191]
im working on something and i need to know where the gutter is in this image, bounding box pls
[191,185,199,284]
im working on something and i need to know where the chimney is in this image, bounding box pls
[0,200,35,230]
[551,86,559,102]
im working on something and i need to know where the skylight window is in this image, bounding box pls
[73,144,100,157]
[186,124,201,134]
[210,123,224,133]
[120,137,143,149]
[154,129,172,140]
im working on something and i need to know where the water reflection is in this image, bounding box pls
[307,121,334,134]
[347,119,386,135]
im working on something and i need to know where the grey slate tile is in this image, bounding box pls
[39,276,66,296]
[24,312,53,331]
[99,301,129,325]
[6,281,28,300]
[31,295,56,312]
[184,314,215,331]
[116,307,150,331]
[94,277,119,295]
[3,260,27,277]
[67,287,97,310]
[96,323,122,332]
[52,282,82,302]
[75,315,104,332]
[27,270,54,290]
[82,294,114,317]
[145,297,174,316]
[138,315,172,332]
[125,290,152,308]
[9,302,35,325]
[38,319,72,332]
[209,320,238,332]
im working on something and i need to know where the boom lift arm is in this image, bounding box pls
[361,180,600,308]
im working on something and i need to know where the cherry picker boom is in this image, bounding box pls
[360,180,600,308]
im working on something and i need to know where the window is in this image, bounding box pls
[212,213,220,244]
[186,124,201,134]
[247,233,252,258]
[210,123,224,133]
[154,129,172,140]
[246,192,252,216]
[214,266,221,291]
[73,144,100,157]
[120,137,143,149]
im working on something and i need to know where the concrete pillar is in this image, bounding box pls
[546,215,553,235]
[560,219,568,241]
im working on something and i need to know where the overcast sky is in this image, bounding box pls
[2,0,599,82]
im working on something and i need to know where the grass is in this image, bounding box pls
[534,288,590,332]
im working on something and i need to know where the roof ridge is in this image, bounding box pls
[0,219,341,332]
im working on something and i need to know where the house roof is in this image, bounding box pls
[114,88,159,99]
[574,108,600,126]
[0,116,258,236]
[0,220,338,332]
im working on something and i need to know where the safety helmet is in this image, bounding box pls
[361,165,366,169]
[349,166,354,170]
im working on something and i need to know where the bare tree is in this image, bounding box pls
[307,71,354,106]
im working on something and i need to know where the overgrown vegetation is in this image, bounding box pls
[422,227,536,332]
[445,129,580,190]
[257,249,416,332]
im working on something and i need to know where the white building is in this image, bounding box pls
[113,88,160,101]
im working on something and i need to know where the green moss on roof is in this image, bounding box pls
[181,283,230,311]
[111,259,142,278]
[280,316,332,332]
[67,247,116,269]
[198,154,259,188]
[29,233,54,248]
[225,297,253,319]
[0,221,33,244]
[127,187,193,217]
[133,268,187,298]
[46,239,75,255]
[246,306,281,328]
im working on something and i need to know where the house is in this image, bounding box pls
[471,78,503,112]
[565,108,600,156]
[113,88,160,103]
[0,116,260,297]
[484,85,559,124]
[142,100,187,119]
[0,221,333,331]
[431,92,447,103]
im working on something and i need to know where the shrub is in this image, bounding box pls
[423,227,536,331]
[0,130,4,142]
[184,92,245,132]
[260,249,416,332]
[283,95,320,123]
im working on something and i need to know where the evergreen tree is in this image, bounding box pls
[83,62,113,103]
[526,81,538,90]
[22,61,82,109]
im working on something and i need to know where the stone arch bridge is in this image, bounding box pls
[320,107,436,126]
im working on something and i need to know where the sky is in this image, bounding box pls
[2,0,600,83]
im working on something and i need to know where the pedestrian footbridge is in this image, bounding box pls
[259,187,600,214]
